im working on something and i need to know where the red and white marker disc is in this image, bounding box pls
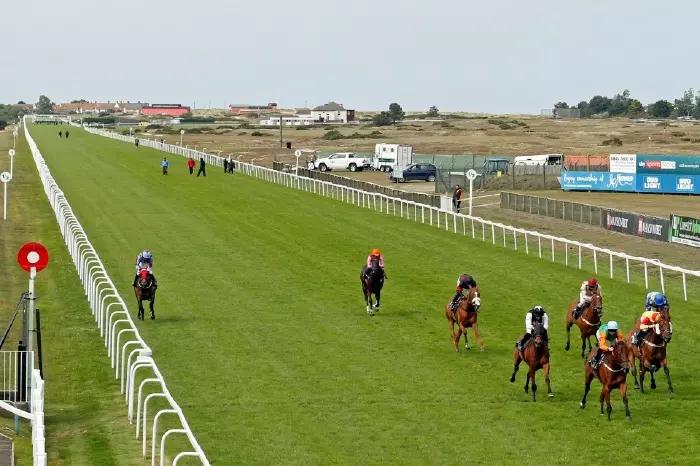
[17,242,49,272]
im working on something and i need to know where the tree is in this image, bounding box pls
[0,120,6,130]
[626,99,644,117]
[388,103,404,122]
[372,111,393,126]
[71,99,89,104]
[648,100,674,118]
[554,102,569,109]
[608,90,631,116]
[674,88,695,117]
[36,95,54,114]
[587,95,612,116]
[17,100,25,105]
[426,105,439,117]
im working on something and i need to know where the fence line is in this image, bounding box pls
[81,126,700,300]
[24,119,210,465]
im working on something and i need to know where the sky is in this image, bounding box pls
[2,0,698,114]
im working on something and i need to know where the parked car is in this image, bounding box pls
[314,152,370,172]
[483,158,510,175]
[390,163,437,183]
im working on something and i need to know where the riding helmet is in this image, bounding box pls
[371,248,381,256]
[607,320,618,330]
[587,278,598,287]
[532,305,545,316]
[653,294,668,308]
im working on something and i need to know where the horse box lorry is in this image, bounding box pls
[372,143,413,172]
[513,154,562,166]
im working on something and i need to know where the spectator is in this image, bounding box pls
[65,130,70,139]
[227,155,233,173]
[161,157,169,175]
[197,157,206,177]
[223,158,229,173]
[58,131,62,138]
[187,157,195,175]
[452,184,463,211]
[135,138,140,148]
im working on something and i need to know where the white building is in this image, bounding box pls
[310,102,355,123]
[259,115,315,126]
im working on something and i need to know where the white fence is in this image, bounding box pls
[0,351,45,465]
[24,119,210,465]
[82,126,700,301]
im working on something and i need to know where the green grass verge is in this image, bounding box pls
[0,128,158,465]
[28,123,700,465]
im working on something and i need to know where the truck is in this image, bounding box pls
[371,143,413,172]
[513,154,563,166]
[313,152,371,172]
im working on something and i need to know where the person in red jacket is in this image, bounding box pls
[187,157,196,175]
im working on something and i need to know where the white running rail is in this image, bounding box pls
[83,126,700,300]
[24,119,210,465]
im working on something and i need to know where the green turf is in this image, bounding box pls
[27,123,699,465]
[0,128,155,465]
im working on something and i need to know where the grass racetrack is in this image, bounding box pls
[28,124,699,465]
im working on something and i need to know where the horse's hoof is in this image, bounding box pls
[565,344,570,351]
[509,376,515,383]
[634,384,640,390]
[150,315,155,320]
[548,393,554,398]
[626,416,632,422]
[579,402,585,409]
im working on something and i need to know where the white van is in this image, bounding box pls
[372,143,413,172]
[513,154,562,166]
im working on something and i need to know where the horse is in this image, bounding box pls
[361,258,384,316]
[580,340,631,421]
[565,293,603,358]
[628,310,673,393]
[134,267,156,320]
[445,287,483,351]
[510,323,553,401]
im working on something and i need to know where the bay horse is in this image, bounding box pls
[134,267,156,320]
[510,323,553,401]
[580,340,631,421]
[361,258,384,316]
[445,287,483,351]
[565,293,603,358]
[628,310,673,393]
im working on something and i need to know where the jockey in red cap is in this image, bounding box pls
[573,277,601,319]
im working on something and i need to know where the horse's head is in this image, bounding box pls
[466,287,481,312]
[610,340,630,371]
[589,293,603,318]
[657,310,673,344]
[137,268,152,288]
[531,322,546,347]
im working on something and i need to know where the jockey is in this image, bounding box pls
[633,294,667,347]
[450,274,477,310]
[132,249,157,288]
[362,248,385,280]
[590,321,623,369]
[516,305,549,352]
[573,278,601,317]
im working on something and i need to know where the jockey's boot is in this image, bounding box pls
[132,275,138,287]
[634,330,645,347]
[151,274,158,289]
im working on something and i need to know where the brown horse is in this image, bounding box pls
[580,340,631,421]
[565,293,603,358]
[134,267,156,320]
[628,310,673,393]
[445,287,483,351]
[510,323,553,401]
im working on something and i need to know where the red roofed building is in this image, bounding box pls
[141,104,191,117]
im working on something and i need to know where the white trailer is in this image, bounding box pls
[372,143,413,172]
[513,153,562,166]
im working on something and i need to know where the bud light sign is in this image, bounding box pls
[635,174,700,194]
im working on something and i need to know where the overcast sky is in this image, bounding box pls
[2,0,697,113]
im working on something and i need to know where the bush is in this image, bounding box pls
[251,130,269,136]
[671,131,685,137]
[372,112,394,126]
[433,121,452,128]
[498,122,516,130]
[322,130,344,140]
[238,132,247,135]
[601,137,623,146]
[295,126,310,130]
[0,120,6,130]
[145,124,163,130]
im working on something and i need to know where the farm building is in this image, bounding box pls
[311,102,355,123]
[141,104,191,117]
[260,115,315,126]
